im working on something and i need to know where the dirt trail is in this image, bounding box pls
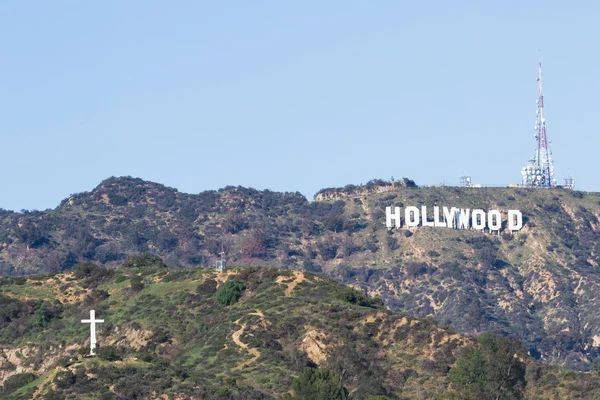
[275,271,306,296]
[249,310,269,328]
[231,318,260,370]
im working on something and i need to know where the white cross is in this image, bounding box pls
[81,310,104,356]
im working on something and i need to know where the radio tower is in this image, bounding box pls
[521,54,556,188]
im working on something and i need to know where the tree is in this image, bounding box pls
[478,246,498,266]
[324,214,345,233]
[1,373,37,394]
[156,230,178,252]
[122,254,166,269]
[223,213,248,234]
[97,345,122,361]
[449,333,526,400]
[31,304,53,328]
[592,357,600,374]
[44,390,66,400]
[53,370,76,389]
[317,237,339,261]
[215,279,246,306]
[72,262,98,279]
[292,367,348,400]
[241,234,267,258]
[129,275,145,293]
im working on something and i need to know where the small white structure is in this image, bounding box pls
[563,177,575,190]
[216,249,226,273]
[81,310,104,356]
[460,176,472,188]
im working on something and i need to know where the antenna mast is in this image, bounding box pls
[521,53,556,188]
[216,243,226,273]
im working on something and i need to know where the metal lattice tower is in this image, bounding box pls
[521,55,556,188]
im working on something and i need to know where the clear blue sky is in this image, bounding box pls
[1,1,598,211]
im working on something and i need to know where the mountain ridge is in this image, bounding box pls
[1,176,600,371]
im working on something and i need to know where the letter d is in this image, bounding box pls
[508,210,523,231]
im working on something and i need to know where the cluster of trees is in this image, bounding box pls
[315,178,417,199]
[449,333,527,399]
[0,373,36,397]
[0,294,63,344]
[0,175,406,275]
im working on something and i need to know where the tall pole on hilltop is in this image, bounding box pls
[522,52,556,188]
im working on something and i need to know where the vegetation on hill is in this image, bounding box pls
[1,259,600,399]
[2,176,600,370]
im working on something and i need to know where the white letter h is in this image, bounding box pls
[386,207,401,229]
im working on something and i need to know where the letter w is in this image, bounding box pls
[458,209,470,229]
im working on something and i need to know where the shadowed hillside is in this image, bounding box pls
[1,177,600,370]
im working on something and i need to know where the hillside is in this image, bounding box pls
[1,261,600,399]
[2,177,600,370]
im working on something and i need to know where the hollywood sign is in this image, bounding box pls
[385,206,523,232]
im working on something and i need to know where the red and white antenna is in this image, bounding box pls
[521,52,557,188]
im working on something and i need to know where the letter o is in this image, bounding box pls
[405,206,420,227]
[472,209,486,230]
[488,210,502,231]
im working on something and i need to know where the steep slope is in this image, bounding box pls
[1,177,600,370]
[0,262,599,399]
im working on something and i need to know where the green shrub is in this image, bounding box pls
[97,346,122,361]
[129,275,145,293]
[292,367,348,399]
[215,279,246,306]
[405,262,431,278]
[571,191,584,199]
[12,277,27,286]
[122,254,166,269]
[337,287,383,309]
[440,262,462,279]
[72,262,98,279]
[78,347,89,357]
[196,279,217,296]
[53,370,76,389]
[1,372,37,394]
[43,389,66,400]
[386,235,399,251]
